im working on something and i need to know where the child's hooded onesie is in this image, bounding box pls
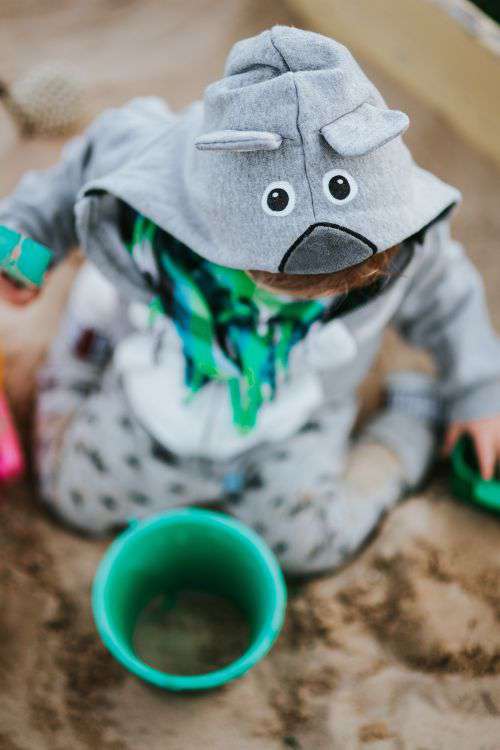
[1,26,500,459]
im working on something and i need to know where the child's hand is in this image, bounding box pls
[0,225,51,305]
[0,272,40,305]
[444,416,500,480]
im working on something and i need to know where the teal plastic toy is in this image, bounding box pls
[451,435,500,513]
[92,508,286,691]
[0,225,52,287]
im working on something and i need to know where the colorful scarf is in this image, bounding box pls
[126,213,326,432]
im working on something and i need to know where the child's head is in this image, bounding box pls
[248,244,401,300]
[184,26,458,280]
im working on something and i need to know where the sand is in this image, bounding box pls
[1,1,500,748]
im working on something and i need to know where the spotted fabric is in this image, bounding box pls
[35,310,415,574]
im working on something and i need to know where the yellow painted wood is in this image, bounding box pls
[285,0,500,165]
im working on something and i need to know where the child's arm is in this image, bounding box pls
[0,131,94,271]
[0,97,169,302]
[394,219,500,477]
[0,132,87,303]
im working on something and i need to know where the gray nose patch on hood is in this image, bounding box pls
[279,223,377,275]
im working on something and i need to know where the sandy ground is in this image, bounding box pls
[1,2,500,748]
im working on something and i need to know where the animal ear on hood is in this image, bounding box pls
[321,102,409,157]
[195,129,283,152]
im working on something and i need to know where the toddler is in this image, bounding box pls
[2,27,500,574]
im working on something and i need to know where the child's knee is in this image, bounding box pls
[245,511,348,577]
[273,534,348,577]
[36,416,124,536]
[42,490,115,537]
[45,438,148,536]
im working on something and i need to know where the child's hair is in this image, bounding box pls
[248,244,401,299]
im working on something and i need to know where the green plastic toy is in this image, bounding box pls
[451,435,500,513]
[0,225,52,287]
[92,508,286,691]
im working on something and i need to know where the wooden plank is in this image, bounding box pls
[285,0,500,166]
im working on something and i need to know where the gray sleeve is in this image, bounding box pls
[0,128,97,263]
[0,97,171,265]
[394,220,500,423]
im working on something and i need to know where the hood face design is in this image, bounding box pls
[86,26,460,275]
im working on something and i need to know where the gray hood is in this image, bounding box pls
[84,26,460,274]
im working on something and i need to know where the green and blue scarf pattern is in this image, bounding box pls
[126,213,326,432]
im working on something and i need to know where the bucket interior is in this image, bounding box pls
[98,514,280,678]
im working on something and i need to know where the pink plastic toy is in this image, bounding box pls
[0,352,24,480]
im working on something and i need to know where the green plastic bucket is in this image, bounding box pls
[92,508,286,691]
